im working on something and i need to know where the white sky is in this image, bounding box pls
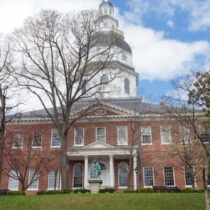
[1,0,210,111]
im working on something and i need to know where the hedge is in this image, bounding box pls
[99,188,115,193]
[7,191,25,195]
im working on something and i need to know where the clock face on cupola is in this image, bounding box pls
[91,0,139,99]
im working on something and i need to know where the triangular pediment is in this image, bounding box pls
[84,141,114,149]
[72,100,137,117]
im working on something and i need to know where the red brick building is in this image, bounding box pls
[1,98,208,194]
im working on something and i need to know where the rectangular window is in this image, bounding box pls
[180,125,191,144]
[13,134,23,148]
[185,166,193,186]
[144,167,154,187]
[141,126,152,145]
[96,127,106,142]
[48,170,59,190]
[160,125,171,144]
[74,128,84,146]
[117,126,128,145]
[28,169,39,190]
[8,170,19,190]
[164,167,175,186]
[51,129,60,147]
[32,130,42,147]
[199,125,209,143]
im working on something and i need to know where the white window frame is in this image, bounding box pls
[13,134,23,149]
[28,169,39,191]
[160,125,171,144]
[117,126,128,145]
[96,127,106,143]
[179,125,191,144]
[51,129,61,148]
[184,166,197,188]
[141,126,152,145]
[48,170,60,190]
[74,128,84,146]
[32,129,42,148]
[8,170,19,191]
[199,125,209,144]
[163,167,175,187]
[143,167,154,188]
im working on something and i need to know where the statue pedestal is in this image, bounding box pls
[88,179,103,194]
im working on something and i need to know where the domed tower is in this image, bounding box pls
[94,0,139,98]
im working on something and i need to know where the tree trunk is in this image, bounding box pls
[0,93,5,187]
[203,157,210,210]
[137,145,143,189]
[60,134,69,190]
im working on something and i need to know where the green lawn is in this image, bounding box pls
[0,193,205,210]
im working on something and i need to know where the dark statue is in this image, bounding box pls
[90,160,101,179]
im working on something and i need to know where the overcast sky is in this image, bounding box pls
[1,0,210,109]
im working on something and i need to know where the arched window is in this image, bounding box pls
[101,74,109,84]
[118,162,128,187]
[124,78,130,94]
[73,164,83,187]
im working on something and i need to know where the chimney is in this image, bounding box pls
[160,102,165,106]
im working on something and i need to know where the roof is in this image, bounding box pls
[99,1,113,8]
[19,97,168,119]
[91,32,132,54]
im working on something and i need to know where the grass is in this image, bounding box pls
[0,193,205,210]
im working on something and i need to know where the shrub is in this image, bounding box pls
[123,189,136,193]
[45,190,62,195]
[137,188,153,193]
[180,188,203,193]
[99,188,115,193]
[7,191,25,195]
[74,189,90,194]
[37,190,46,195]
[62,189,72,194]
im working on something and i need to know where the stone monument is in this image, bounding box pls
[88,160,103,193]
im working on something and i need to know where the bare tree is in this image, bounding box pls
[1,129,59,191]
[12,10,117,190]
[0,36,21,185]
[164,74,210,209]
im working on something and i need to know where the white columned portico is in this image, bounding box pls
[109,155,114,187]
[133,155,137,190]
[84,155,88,189]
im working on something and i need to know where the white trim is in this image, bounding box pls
[160,125,171,145]
[96,127,106,143]
[74,128,85,147]
[28,169,39,191]
[179,125,191,145]
[117,126,128,145]
[141,126,152,145]
[184,166,197,188]
[50,129,61,148]
[48,170,60,190]
[143,166,154,188]
[13,134,23,149]
[8,170,19,191]
[163,167,175,187]
[32,129,42,148]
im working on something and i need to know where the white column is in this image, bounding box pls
[109,155,114,187]
[84,155,88,189]
[133,155,137,190]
